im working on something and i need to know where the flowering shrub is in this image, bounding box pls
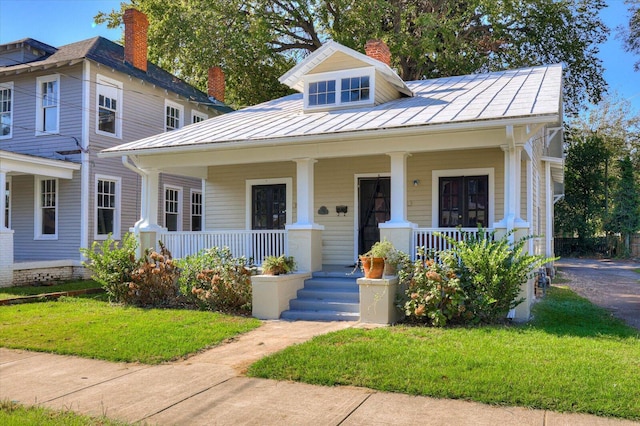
[124,242,180,307]
[403,249,467,327]
[177,247,255,313]
[80,233,139,303]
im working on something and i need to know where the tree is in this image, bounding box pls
[95,0,608,112]
[621,0,640,71]
[605,155,640,256]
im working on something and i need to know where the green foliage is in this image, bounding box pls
[177,247,255,313]
[96,0,607,112]
[622,0,640,71]
[80,233,140,302]
[262,254,296,275]
[0,400,128,426]
[403,250,466,326]
[124,242,181,307]
[605,155,640,256]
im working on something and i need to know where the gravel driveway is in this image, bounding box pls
[554,258,640,330]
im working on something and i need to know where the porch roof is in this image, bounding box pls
[101,64,563,158]
[0,150,80,179]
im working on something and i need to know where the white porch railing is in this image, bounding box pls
[158,230,288,265]
[411,228,494,261]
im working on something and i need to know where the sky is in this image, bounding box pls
[0,0,638,114]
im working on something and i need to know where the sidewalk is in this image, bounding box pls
[1,320,637,425]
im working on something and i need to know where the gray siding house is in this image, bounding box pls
[0,9,231,286]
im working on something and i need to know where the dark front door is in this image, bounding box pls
[358,177,391,255]
[252,184,286,230]
[439,176,488,227]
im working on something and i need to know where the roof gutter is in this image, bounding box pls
[100,113,559,159]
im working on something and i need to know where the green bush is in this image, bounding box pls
[177,247,255,313]
[125,242,181,307]
[80,233,139,302]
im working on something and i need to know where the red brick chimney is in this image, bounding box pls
[208,66,225,102]
[123,9,149,72]
[364,39,391,66]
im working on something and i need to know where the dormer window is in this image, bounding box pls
[304,68,375,111]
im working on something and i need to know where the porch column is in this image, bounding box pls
[0,169,14,287]
[286,158,324,272]
[380,152,416,256]
[134,169,165,253]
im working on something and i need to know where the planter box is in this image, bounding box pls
[251,272,311,320]
[357,276,404,324]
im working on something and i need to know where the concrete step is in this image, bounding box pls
[303,277,359,290]
[289,298,359,313]
[296,288,359,303]
[280,309,360,322]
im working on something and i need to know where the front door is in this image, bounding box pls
[358,177,391,255]
[439,176,488,227]
[252,184,286,230]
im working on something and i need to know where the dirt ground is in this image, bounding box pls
[554,258,640,331]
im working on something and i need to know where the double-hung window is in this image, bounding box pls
[0,82,13,138]
[35,177,57,239]
[36,75,60,135]
[164,185,182,231]
[191,190,202,231]
[165,100,183,131]
[96,75,123,138]
[96,176,120,239]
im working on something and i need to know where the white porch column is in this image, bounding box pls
[0,169,14,287]
[379,152,416,256]
[134,169,164,253]
[286,158,324,272]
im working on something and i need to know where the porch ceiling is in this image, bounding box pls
[0,150,80,179]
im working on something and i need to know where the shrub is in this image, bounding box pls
[177,247,255,313]
[80,233,139,302]
[262,255,296,275]
[124,242,181,307]
[402,249,466,326]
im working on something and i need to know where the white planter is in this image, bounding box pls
[357,276,403,324]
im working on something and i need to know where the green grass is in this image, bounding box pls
[248,286,640,419]
[0,280,101,300]
[0,400,128,425]
[550,270,571,284]
[0,296,261,364]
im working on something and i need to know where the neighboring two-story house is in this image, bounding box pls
[0,9,231,286]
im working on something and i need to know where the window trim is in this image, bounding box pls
[431,168,494,228]
[164,184,183,231]
[95,74,123,139]
[35,74,60,136]
[34,176,58,240]
[165,100,184,132]
[4,176,11,229]
[303,67,375,111]
[245,178,292,230]
[0,81,14,139]
[94,175,121,240]
[191,110,208,124]
[190,189,202,231]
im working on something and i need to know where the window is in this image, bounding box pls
[164,186,182,231]
[0,82,13,138]
[192,110,208,124]
[4,178,10,228]
[165,101,183,131]
[439,176,489,227]
[96,75,123,138]
[36,75,60,135]
[191,190,202,231]
[96,176,120,239]
[35,177,57,239]
[304,68,374,110]
[252,184,287,230]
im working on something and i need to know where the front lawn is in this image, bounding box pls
[248,286,640,420]
[0,296,261,364]
[0,400,128,426]
[0,280,101,300]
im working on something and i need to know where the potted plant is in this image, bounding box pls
[262,255,296,275]
[360,239,399,278]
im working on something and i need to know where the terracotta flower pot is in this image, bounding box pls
[360,256,385,279]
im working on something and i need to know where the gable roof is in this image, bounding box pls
[279,40,412,97]
[102,63,563,157]
[0,37,232,113]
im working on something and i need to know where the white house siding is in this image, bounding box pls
[307,51,370,75]
[205,162,297,231]
[158,173,203,231]
[373,73,402,105]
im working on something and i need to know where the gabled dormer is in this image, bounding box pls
[279,40,413,112]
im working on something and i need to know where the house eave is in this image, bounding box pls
[0,150,81,179]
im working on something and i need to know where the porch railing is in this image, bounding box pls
[158,230,288,265]
[411,228,494,261]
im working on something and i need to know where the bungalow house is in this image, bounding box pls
[0,9,231,287]
[100,40,564,321]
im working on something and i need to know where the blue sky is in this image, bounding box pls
[0,0,638,113]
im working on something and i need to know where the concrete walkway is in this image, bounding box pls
[1,320,637,425]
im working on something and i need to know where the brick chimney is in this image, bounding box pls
[123,9,149,72]
[208,66,225,102]
[364,39,391,66]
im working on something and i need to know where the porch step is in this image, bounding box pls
[280,275,360,322]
